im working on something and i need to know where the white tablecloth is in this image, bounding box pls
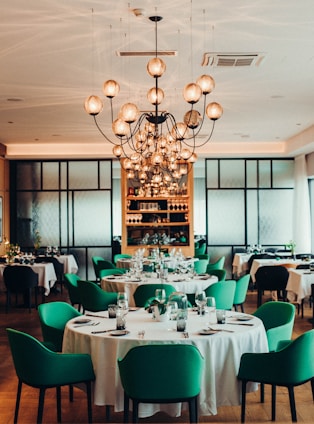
[0,263,57,295]
[101,274,218,307]
[286,269,314,304]
[250,258,303,283]
[63,309,268,417]
[232,253,252,276]
[56,255,78,274]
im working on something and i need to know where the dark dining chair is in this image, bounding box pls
[255,265,289,307]
[3,265,40,313]
[35,256,64,293]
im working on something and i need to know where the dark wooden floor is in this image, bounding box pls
[0,287,314,424]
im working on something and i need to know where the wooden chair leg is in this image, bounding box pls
[14,379,22,424]
[56,386,61,422]
[241,381,247,423]
[86,381,93,424]
[271,385,276,421]
[288,386,297,422]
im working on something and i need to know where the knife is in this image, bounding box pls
[227,322,254,326]
[91,329,116,334]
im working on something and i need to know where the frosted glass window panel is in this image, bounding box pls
[310,179,314,253]
[43,162,59,190]
[60,192,68,247]
[16,162,41,190]
[206,160,218,188]
[246,160,258,188]
[220,160,245,188]
[259,160,271,188]
[207,190,245,245]
[60,162,67,190]
[194,177,206,235]
[68,161,98,190]
[99,161,112,189]
[246,190,258,245]
[73,191,111,245]
[273,160,294,188]
[259,189,293,245]
[112,178,121,237]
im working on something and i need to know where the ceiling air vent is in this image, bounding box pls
[201,52,265,67]
[117,50,177,57]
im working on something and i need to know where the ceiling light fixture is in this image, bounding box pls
[84,16,223,196]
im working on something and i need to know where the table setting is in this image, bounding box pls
[63,291,268,418]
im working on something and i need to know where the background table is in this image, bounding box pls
[250,258,303,283]
[286,269,314,304]
[232,253,252,276]
[63,309,268,418]
[101,274,218,307]
[37,254,78,274]
[0,263,57,295]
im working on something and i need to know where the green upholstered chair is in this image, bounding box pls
[204,280,236,310]
[133,283,177,307]
[77,280,117,312]
[193,259,209,275]
[206,256,225,273]
[118,344,204,423]
[99,268,126,278]
[113,253,132,265]
[92,256,116,281]
[233,274,250,312]
[38,301,82,352]
[238,329,314,422]
[194,253,210,262]
[194,243,206,256]
[64,273,82,311]
[208,268,227,281]
[7,328,95,424]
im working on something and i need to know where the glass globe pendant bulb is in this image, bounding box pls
[183,83,202,104]
[112,118,130,137]
[188,152,198,163]
[151,152,163,165]
[171,122,188,140]
[147,87,164,105]
[184,110,202,129]
[196,74,215,94]
[112,145,123,158]
[180,148,192,160]
[147,57,166,78]
[84,95,103,116]
[206,102,223,121]
[119,103,139,123]
[103,80,120,98]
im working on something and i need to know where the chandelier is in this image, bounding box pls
[84,16,223,196]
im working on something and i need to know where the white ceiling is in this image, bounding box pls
[1,0,314,160]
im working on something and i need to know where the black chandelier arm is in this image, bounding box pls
[93,115,129,146]
[180,119,216,150]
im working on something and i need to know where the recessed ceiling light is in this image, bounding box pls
[7,97,24,102]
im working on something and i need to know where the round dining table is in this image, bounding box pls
[62,308,268,418]
[101,273,218,307]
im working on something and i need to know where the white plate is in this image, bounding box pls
[236,315,253,321]
[199,329,217,335]
[110,330,130,336]
[73,318,91,324]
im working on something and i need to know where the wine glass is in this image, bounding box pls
[167,300,179,330]
[117,292,129,315]
[206,296,217,325]
[195,291,207,315]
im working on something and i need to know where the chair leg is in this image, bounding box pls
[257,290,262,307]
[86,381,93,424]
[188,397,198,423]
[288,386,297,422]
[260,383,265,403]
[240,304,244,313]
[105,405,111,422]
[37,387,46,424]
[69,384,74,402]
[28,288,32,313]
[56,386,61,422]
[123,392,129,423]
[241,381,247,423]
[311,378,314,401]
[271,384,276,421]
[14,379,22,424]
[132,400,139,424]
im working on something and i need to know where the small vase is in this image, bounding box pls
[153,305,168,322]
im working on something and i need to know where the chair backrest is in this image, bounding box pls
[194,254,210,262]
[3,265,38,291]
[206,256,225,272]
[133,283,177,307]
[255,265,289,291]
[233,274,250,305]
[208,268,227,281]
[247,253,274,271]
[253,301,295,351]
[194,243,206,256]
[113,253,132,265]
[77,280,117,312]
[118,344,204,401]
[193,259,209,274]
[92,256,116,279]
[205,280,236,310]
[64,273,81,305]
[38,301,82,351]
[99,268,126,278]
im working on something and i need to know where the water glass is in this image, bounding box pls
[117,292,129,314]
[195,290,207,315]
[206,296,217,324]
[176,311,187,332]
[108,304,117,318]
[216,309,226,324]
[167,301,178,330]
[116,309,126,330]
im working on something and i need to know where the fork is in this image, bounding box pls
[183,331,189,338]
[73,322,100,328]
